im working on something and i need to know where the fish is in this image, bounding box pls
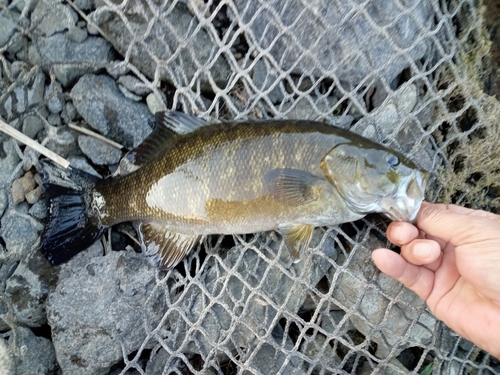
[39,111,428,269]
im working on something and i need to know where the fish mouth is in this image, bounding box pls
[380,171,428,223]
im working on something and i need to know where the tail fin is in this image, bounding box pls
[39,161,108,265]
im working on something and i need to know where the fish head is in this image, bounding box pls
[321,143,428,223]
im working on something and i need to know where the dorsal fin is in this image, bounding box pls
[136,222,201,270]
[156,111,207,134]
[113,111,208,177]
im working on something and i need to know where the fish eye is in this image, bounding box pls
[387,154,400,167]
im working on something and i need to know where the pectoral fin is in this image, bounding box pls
[263,168,325,206]
[136,222,201,270]
[280,223,314,261]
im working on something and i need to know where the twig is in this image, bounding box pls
[68,123,124,149]
[0,117,70,169]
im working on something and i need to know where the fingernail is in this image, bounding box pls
[414,242,431,259]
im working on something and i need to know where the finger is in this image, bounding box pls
[399,239,442,270]
[386,222,420,246]
[416,203,500,248]
[372,249,435,300]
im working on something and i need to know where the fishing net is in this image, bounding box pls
[1,0,499,374]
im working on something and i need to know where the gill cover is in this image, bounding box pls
[320,143,428,222]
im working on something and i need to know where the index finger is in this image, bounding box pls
[416,203,500,247]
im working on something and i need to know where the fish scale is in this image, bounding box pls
[39,111,428,269]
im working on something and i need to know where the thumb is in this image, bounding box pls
[416,203,500,248]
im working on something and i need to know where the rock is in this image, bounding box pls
[66,26,88,43]
[89,2,230,91]
[0,337,15,375]
[0,139,22,191]
[68,156,102,178]
[0,12,16,47]
[27,70,46,108]
[11,178,25,204]
[47,251,166,375]
[25,186,43,205]
[31,0,78,36]
[43,128,75,159]
[331,236,436,358]
[31,0,78,37]
[65,101,77,121]
[78,135,123,165]
[73,0,95,11]
[0,203,42,260]
[117,84,142,101]
[47,113,61,126]
[28,33,114,86]
[349,83,436,171]
[5,244,59,327]
[9,326,56,374]
[12,171,37,205]
[252,59,286,103]
[28,200,47,220]
[117,75,152,96]
[22,115,44,139]
[45,81,63,113]
[146,92,167,114]
[71,74,154,148]
[232,0,431,85]
[0,188,7,218]
[280,97,353,129]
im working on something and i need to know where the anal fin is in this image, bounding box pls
[280,223,314,261]
[136,222,201,270]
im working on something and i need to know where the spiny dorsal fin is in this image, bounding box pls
[155,111,207,135]
[113,113,179,176]
[280,223,314,261]
[263,168,326,206]
[136,222,201,270]
[113,111,208,177]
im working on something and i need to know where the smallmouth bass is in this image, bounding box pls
[40,111,428,269]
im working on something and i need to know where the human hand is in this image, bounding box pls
[372,202,500,358]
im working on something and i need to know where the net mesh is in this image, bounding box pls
[1,0,500,374]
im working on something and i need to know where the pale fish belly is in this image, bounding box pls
[143,163,364,235]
